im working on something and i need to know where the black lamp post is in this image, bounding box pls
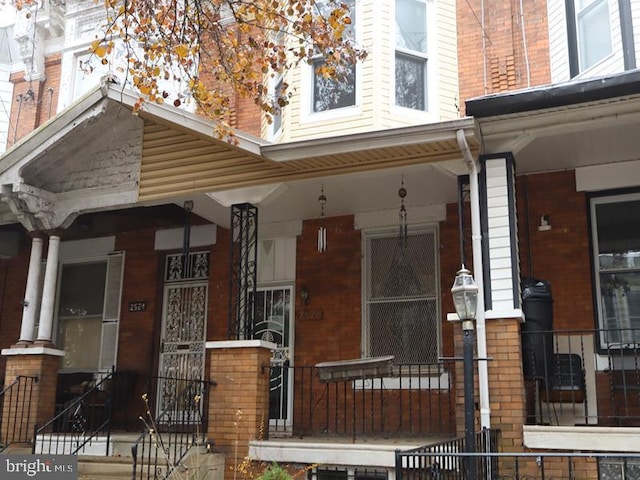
[451,265,479,480]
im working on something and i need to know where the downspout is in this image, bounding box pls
[456,129,491,429]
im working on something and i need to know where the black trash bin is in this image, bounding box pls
[521,278,554,381]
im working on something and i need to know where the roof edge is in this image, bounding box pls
[466,69,640,118]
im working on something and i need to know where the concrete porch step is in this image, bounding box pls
[78,455,133,479]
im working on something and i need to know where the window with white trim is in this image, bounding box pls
[568,0,612,74]
[311,0,356,113]
[363,227,440,364]
[590,192,640,348]
[56,252,124,371]
[395,0,428,111]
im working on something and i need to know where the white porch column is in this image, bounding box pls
[18,237,43,344]
[36,235,60,344]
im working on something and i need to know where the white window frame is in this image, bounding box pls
[270,74,285,140]
[361,225,441,365]
[55,252,124,373]
[576,0,613,71]
[393,0,430,112]
[302,0,361,121]
[590,191,640,350]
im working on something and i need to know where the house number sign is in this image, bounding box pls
[128,301,147,312]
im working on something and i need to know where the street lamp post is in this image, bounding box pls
[451,265,479,480]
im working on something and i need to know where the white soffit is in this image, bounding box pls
[575,159,640,192]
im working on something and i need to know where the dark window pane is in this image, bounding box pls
[313,59,356,112]
[59,262,107,317]
[396,53,426,110]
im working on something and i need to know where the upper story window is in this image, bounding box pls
[395,0,428,111]
[363,227,440,364]
[590,192,640,349]
[311,0,357,113]
[567,0,613,75]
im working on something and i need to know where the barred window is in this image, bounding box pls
[364,228,440,364]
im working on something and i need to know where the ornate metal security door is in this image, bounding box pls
[253,286,293,425]
[157,252,209,415]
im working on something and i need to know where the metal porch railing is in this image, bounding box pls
[396,446,640,479]
[131,376,211,480]
[33,370,113,455]
[522,328,640,426]
[0,375,38,451]
[396,429,499,480]
[268,361,457,439]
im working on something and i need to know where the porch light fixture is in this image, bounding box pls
[300,286,309,305]
[451,265,478,324]
[317,186,327,253]
[398,177,408,250]
[450,264,478,480]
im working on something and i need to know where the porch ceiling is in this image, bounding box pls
[0,81,478,231]
[474,91,640,175]
[137,117,479,201]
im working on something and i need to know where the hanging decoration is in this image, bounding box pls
[398,177,408,250]
[317,186,327,252]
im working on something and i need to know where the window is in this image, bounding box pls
[395,0,428,110]
[57,253,124,371]
[567,0,612,75]
[591,192,640,347]
[364,228,439,364]
[272,76,284,136]
[311,0,356,113]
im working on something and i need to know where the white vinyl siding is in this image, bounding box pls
[268,0,459,142]
[548,0,627,82]
[484,160,518,312]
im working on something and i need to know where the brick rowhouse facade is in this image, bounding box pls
[456,0,551,113]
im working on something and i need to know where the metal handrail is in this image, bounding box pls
[32,370,113,455]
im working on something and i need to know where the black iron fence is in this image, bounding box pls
[522,328,640,426]
[396,430,640,479]
[131,376,211,480]
[396,429,498,480]
[33,370,113,455]
[268,362,457,439]
[0,375,37,451]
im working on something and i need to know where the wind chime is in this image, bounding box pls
[398,177,408,251]
[317,186,327,252]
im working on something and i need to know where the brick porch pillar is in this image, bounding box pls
[206,340,274,480]
[452,313,527,451]
[1,347,64,446]
[484,317,526,452]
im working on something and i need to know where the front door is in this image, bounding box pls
[157,252,209,416]
[253,286,293,426]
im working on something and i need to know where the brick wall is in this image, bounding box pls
[457,0,551,112]
[8,55,61,147]
[2,352,60,445]
[515,171,593,330]
[294,215,362,365]
[207,344,271,480]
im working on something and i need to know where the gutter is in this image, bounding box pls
[456,129,491,429]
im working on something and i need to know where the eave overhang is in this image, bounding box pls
[0,80,480,229]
